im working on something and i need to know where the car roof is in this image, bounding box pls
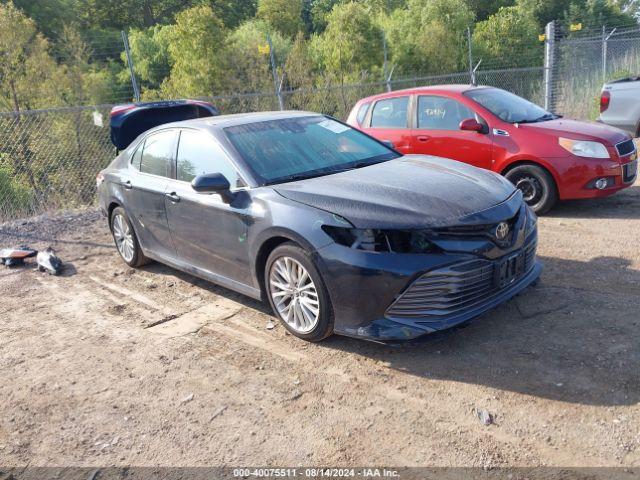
[155,110,323,132]
[357,84,494,103]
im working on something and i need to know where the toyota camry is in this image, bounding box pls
[97,110,541,342]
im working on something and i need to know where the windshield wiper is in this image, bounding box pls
[514,113,560,124]
[265,171,332,185]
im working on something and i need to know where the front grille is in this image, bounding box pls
[616,139,636,157]
[386,242,537,320]
[432,208,521,245]
[623,160,638,183]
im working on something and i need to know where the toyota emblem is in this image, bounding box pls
[495,222,510,241]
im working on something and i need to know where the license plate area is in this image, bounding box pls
[495,251,525,289]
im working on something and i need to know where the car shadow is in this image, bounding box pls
[548,184,640,219]
[139,261,272,315]
[316,254,640,407]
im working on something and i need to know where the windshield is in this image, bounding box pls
[224,116,400,185]
[465,88,557,124]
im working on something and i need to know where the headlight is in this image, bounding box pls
[525,204,537,237]
[559,137,610,158]
[322,226,439,253]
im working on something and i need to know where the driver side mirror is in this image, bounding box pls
[191,172,234,203]
[459,118,484,133]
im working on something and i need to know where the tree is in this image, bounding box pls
[383,0,475,76]
[0,2,59,112]
[159,5,228,98]
[208,0,258,28]
[465,0,515,22]
[122,25,172,95]
[516,0,636,28]
[79,0,203,30]
[8,0,77,40]
[310,2,384,79]
[472,5,541,68]
[224,20,292,93]
[257,0,304,37]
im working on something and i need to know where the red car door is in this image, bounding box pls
[362,95,413,154]
[411,94,493,170]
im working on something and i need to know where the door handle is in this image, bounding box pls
[121,180,132,190]
[417,135,431,142]
[165,192,180,203]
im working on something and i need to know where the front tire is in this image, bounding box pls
[265,242,334,342]
[505,164,558,214]
[110,207,149,268]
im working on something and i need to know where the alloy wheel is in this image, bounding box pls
[269,256,320,333]
[112,213,135,263]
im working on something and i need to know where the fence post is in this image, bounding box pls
[543,21,556,112]
[266,33,284,110]
[383,32,391,92]
[121,30,141,103]
[602,27,617,82]
[467,27,475,85]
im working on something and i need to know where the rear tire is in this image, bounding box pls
[110,207,150,268]
[264,242,334,342]
[505,164,558,214]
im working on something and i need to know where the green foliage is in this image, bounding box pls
[473,5,542,68]
[209,0,258,28]
[158,5,228,98]
[0,2,60,112]
[465,0,515,21]
[517,0,636,28]
[257,0,304,37]
[225,20,292,93]
[0,163,32,216]
[123,25,172,91]
[384,0,475,75]
[310,2,385,80]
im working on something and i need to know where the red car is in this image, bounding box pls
[347,85,638,213]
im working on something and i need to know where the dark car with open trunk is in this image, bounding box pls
[98,107,541,342]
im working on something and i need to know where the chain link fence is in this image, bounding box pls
[550,24,640,119]
[0,22,638,225]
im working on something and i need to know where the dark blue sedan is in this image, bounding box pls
[97,110,541,342]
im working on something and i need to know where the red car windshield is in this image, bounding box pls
[465,88,557,124]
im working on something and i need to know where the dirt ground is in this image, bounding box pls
[1,179,639,469]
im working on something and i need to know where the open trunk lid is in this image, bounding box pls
[110,99,219,150]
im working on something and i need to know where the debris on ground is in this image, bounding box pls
[36,247,63,275]
[475,408,494,426]
[210,406,228,421]
[265,321,275,330]
[0,246,37,268]
[180,393,194,404]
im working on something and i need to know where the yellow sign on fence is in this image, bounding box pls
[570,22,582,31]
[538,34,546,42]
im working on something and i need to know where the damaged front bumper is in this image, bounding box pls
[314,233,541,342]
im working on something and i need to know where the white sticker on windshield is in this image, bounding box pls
[318,119,350,134]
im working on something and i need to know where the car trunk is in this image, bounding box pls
[110,100,219,150]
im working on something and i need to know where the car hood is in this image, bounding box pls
[273,155,518,229]
[520,118,629,145]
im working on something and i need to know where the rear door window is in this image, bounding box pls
[370,97,409,128]
[176,129,240,186]
[417,95,477,130]
[356,102,371,125]
[139,130,176,178]
[130,143,143,170]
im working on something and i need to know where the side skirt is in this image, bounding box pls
[143,249,263,301]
